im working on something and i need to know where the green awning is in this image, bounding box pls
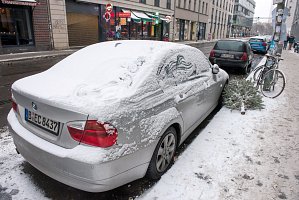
[122,9,141,23]
[131,11,153,22]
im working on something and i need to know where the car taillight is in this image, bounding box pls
[67,120,118,148]
[262,42,267,47]
[12,99,19,114]
[241,52,248,61]
[210,49,215,57]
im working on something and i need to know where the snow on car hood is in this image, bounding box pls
[12,41,187,118]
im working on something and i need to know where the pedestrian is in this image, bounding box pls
[283,40,288,50]
[288,34,295,50]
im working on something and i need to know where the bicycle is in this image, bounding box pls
[252,53,286,98]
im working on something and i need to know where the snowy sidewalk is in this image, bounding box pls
[139,50,299,200]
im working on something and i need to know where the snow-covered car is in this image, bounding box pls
[7,40,228,192]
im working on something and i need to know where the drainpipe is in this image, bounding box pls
[46,0,54,50]
[196,0,200,41]
[172,0,177,41]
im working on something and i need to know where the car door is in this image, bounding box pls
[246,42,253,64]
[156,48,210,133]
[204,59,223,111]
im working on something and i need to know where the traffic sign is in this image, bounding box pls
[106,3,113,12]
[104,12,111,22]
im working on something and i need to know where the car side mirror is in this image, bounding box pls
[212,64,220,74]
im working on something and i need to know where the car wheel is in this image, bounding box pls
[242,65,249,75]
[146,126,178,180]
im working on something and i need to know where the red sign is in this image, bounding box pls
[104,12,111,21]
[106,3,113,12]
[110,12,131,18]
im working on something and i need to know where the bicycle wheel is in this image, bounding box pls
[253,65,264,81]
[260,69,285,98]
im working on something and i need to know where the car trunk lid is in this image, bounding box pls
[12,88,89,149]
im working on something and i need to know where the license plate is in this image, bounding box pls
[25,109,60,136]
[221,54,234,58]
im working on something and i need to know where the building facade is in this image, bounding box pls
[0,0,52,54]
[231,0,255,37]
[291,0,299,39]
[286,0,298,34]
[207,0,234,39]
[0,0,174,53]
[174,0,209,41]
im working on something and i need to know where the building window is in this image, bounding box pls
[202,1,204,13]
[140,0,146,4]
[188,0,191,10]
[184,0,187,9]
[194,0,197,11]
[154,0,160,7]
[0,7,34,46]
[199,0,201,12]
[167,0,171,9]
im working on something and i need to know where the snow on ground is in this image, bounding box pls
[139,50,299,200]
[0,126,48,200]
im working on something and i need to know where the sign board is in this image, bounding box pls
[110,12,131,18]
[273,0,283,4]
[104,12,110,22]
[106,3,113,12]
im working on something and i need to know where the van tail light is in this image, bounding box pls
[67,120,118,148]
[241,52,248,61]
[262,42,267,47]
[210,49,215,57]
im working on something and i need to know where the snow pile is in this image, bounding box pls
[0,127,48,200]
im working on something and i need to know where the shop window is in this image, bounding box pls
[154,0,160,7]
[167,0,171,9]
[0,7,34,46]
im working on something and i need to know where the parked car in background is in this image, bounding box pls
[209,39,253,74]
[249,36,268,54]
[8,40,229,192]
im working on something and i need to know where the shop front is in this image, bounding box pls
[65,1,170,47]
[0,0,36,53]
[100,6,170,42]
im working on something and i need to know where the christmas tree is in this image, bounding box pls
[223,79,264,114]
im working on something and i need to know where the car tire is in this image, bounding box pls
[242,65,249,75]
[146,126,178,180]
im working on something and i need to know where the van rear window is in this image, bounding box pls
[214,41,244,52]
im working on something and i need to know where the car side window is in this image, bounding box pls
[157,49,210,87]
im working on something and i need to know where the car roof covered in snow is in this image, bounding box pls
[12,41,203,117]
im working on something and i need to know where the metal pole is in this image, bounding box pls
[196,0,200,41]
[172,0,177,41]
[273,0,286,54]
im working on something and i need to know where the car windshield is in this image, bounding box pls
[214,41,244,52]
[250,38,264,42]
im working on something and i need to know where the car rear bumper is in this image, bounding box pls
[251,46,267,52]
[7,110,155,192]
[210,58,247,68]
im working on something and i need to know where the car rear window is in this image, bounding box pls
[249,38,264,42]
[214,41,244,52]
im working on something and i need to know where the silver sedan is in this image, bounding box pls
[8,40,228,192]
